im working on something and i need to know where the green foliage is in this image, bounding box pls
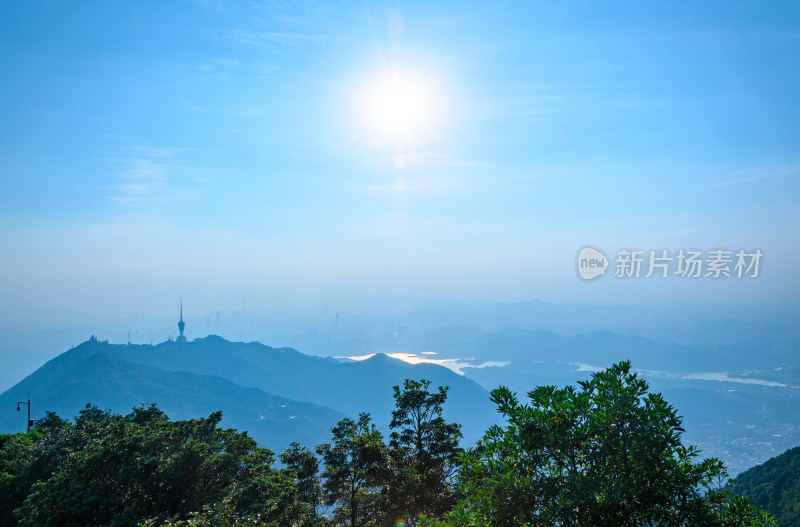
[0,431,38,526]
[0,368,775,527]
[727,445,800,526]
[140,496,273,527]
[384,379,463,526]
[317,413,387,527]
[0,404,315,527]
[704,493,778,527]
[281,441,323,510]
[445,361,775,526]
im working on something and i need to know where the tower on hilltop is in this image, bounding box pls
[177,299,187,343]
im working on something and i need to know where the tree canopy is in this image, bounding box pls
[317,413,387,527]
[384,379,463,526]
[0,365,777,526]
[0,404,315,527]
[438,361,775,527]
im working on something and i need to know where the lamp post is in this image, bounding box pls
[16,399,32,431]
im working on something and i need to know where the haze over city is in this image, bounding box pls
[1,1,799,332]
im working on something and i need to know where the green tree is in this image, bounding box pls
[0,431,39,526]
[317,413,387,527]
[444,361,774,527]
[281,442,323,511]
[141,494,280,527]
[384,379,462,527]
[1,404,316,527]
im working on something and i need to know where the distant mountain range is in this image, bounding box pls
[437,326,800,476]
[428,327,799,374]
[0,335,498,452]
[2,323,798,476]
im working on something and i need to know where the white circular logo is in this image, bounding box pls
[577,246,608,280]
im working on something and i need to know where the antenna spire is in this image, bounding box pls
[177,297,187,343]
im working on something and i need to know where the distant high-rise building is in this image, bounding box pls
[177,299,187,343]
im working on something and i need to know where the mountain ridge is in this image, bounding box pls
[0,335,499,449]
[0,345,348,451]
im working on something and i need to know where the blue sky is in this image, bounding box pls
[1,1,799,324]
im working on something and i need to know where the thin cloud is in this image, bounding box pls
[223,29,328,48]
[104,146,207,211]
[181,99,271,116]
[711,166,800,188]
[362,177,467,195]
[198,57,241,73]
[403,152,484,168]
[123,145,188,158]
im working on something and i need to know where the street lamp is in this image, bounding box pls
[16,399,32,431]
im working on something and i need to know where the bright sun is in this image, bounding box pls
[367,72,432,136]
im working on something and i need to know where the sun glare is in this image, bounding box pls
[367,72,432,136]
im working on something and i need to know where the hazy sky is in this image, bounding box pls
[1,1,799,325]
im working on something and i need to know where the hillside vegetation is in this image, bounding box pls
[728,445,800,526]
[0,362,774,526]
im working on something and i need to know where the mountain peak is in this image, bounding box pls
[193,334,231,345]
[1,334,497,446]
[365,353,395,363]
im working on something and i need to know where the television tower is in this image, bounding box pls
[177,298,187,343]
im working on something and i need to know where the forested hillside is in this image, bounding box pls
[728,445,800,527]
